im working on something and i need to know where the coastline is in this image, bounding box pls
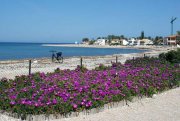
[42,43,169,49]
[0,45,178,79]
[0,45,179,121]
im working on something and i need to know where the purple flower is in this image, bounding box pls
[52,99,57,104]
[46,101,51,105]
[9,95,17,100]
[72,104,78,109]
[127,81,133,89]
[81,101,85,106]
[10,101,16,105]
[87,101,92,107]
[34,102,39,107]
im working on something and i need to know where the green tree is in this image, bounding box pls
[140,31,144,39]
[154,36,163,45]
[107,35,114,40]
[147,36,152,40]
[82,38,89,42]
[177,31,180,35]
[120,35,125,39]
[89,40,95,45]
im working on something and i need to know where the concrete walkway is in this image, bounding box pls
[58,87,180,121]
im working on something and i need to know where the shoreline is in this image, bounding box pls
[0,44,149,63]
[0,45,178,79]
[0,44,177,63]
[42,43,169,49]
[42,43,178,51]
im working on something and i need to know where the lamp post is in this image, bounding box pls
[170,17,177,35]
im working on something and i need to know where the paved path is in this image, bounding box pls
[58,87,180,121]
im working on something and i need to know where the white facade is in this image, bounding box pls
[122,39,129,45]
[110,39,129,45]
[136,39,153,45]
[94,39,106,45]
[128,38,136,45]
[140,39,153,45]
[128,38,153,46]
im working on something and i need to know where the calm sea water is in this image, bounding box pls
[0,42,147,60]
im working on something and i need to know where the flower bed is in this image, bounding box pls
[0,57,179,118]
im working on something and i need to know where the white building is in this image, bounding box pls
[128,38,137,45]
[110,39,129,45]
[128,38,153,46]
[135,39,153,46]
[121,39,129,45]
[94,39,106,45]
[139,39,153,45]
[164,35,180,45]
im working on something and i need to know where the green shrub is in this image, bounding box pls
[159,48,180,63]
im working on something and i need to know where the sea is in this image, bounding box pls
[0,42,147,60]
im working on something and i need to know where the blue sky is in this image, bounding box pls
[0,0,179,43]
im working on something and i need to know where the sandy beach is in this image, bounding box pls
[0,45,179,121]
[0,45,178,79]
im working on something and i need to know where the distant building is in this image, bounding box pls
[121,39,129,45]
[132,39,153,46]
[111,39,129,45]
[139,39,153,45]
[164,35,180,45]
[128,38,137,45]
[111,39,121,45]
[94,39,106,45]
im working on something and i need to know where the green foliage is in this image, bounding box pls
[159,49,180,63]
[153,36,163,45]
[177,31,180,35]
[107,35,127,40]
[140,31,144,39]
[95,64,109,71]
[110,43,120,46]
[89,40,95,45]
[82,38,89,42]
[75,65,88,72]
[54,68,61,73]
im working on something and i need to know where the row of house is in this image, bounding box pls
[82,34,180,46]
[94,38,153,46]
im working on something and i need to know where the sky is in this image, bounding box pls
[0,0,179,43]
